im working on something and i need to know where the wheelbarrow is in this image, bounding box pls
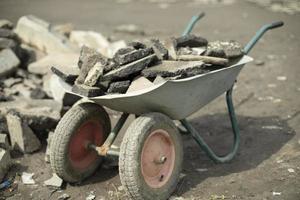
[49,14,284,200]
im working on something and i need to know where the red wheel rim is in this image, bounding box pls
[68,119,105,170]
[141,129,175,188]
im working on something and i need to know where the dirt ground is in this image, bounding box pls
[0,0,299,199]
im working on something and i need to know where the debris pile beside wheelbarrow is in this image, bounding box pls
[52,35,244,97]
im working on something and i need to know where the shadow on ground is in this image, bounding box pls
[175,113,295,195]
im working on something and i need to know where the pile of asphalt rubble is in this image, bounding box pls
[0,14,243,191]
[53,35,244,97]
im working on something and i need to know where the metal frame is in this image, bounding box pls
[92,14,283,162]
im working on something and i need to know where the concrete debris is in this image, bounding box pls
[142,60,206,78]
[15,15,77,53]
[149,39,168,60]
[53,23,74,37]
[175,34,208,48]
[195,168,208,172]
[76,46,108,84]
[86,191,96,200]
[0,38,18,51]
[72,83,104,97]
[0,49,20,78]
[287,168,295,173]
[70,30,110,55]
[169,196,185,200]
[45,131,54,163]
[107,80,131,94]
[254,59,265,66]
[30,87,47,99]
[21,172,35,185]
[127,76,154,93]
[0,134,10,150]
[177,47,206,56]
[114,24,145,35]
[0,19,13,29]
[84,62,104,87]
[28,53,79,75]
[0,28,18,40]
[58,193,71,200]
[0,99,62,132]
[0,148,11,181]
[43,74,80,105]
[272,191,281,196]
[113,47,153,65]
[128,41,147,49]
[51,66,78,84]
[205,40,243,58]
[164,38,177,60]
[177,55,229,66]
[2,77,22,88]
[6,111,41,153]
[44,173,63,188]
[102,54,156,81]
[276,76,287,81]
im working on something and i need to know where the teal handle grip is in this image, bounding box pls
[243,21,284,54]
[182,12,205,36]
[269,21,284,29]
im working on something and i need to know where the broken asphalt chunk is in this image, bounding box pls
[107,80,131,94]
[175,34,208,48]
[0,49,20,78]
[6,111,41,153]
[0,148,11,182]
[76,46,108,84]
[102,54,156,82]
[149,39,168,60]
[142,60,206,78]
[44,173,63,188]
[72,83,104,97]
[206,40,243,58]
[51,66,78,84]
[113,47,153,66]
[84,62,104,87]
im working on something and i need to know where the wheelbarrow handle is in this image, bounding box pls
[182,12,205,36]
[243,21,284,54]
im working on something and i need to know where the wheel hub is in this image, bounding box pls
[68,120,104,170]
[141,129,175,188]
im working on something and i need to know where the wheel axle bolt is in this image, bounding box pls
[154,156,167,164]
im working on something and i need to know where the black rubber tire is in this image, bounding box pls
[50,103,111,183]
[119,112,183,200]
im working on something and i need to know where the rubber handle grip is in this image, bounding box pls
[268,21,284,29]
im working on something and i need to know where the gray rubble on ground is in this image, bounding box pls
[52,34,244,97]
[0,14,131,182]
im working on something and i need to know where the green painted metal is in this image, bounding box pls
[104,113,129,148]
[180,88,240,163]
[182,12,205,36]
[243,21,284,54]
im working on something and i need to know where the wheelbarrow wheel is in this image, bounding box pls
[50,103,111,183]
[119,112,183,200]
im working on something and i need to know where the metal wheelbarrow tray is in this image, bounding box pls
[49,13,284,200]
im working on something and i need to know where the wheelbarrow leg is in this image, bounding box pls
[180,87,240,163]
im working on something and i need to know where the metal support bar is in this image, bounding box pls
[90,113,129,156]
[180,87,240,163]
[182,12,205,36]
